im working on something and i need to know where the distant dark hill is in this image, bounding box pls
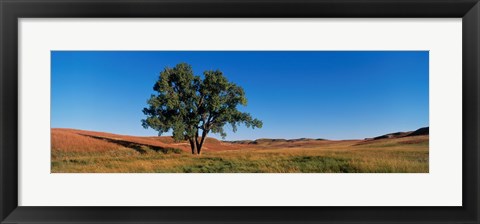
[364,127,429,140]
[406,127,429,137]
[369,131,412,140]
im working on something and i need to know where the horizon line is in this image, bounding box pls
[51,126,429,141]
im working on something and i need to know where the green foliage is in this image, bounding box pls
[142,63,262,154]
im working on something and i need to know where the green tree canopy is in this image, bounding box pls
[142,63,262,154]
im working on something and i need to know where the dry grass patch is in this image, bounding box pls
[51,128,429,173]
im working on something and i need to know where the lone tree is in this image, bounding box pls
[142,63,262,155]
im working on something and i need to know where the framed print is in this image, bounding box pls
[48,50,430,174]
[1,0,479,223]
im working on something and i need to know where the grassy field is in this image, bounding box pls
[51,128,429,173]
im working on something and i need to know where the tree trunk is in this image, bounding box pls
[188,138,196,155]
[195,131,200,154]
[196,130,208,155]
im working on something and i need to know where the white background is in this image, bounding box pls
[18,19,462,206]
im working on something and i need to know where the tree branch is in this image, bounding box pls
[205,113,216,130]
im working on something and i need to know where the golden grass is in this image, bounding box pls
[51,128,429,173]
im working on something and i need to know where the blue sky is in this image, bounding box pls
[51,51,428,140]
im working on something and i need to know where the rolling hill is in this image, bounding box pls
[51,127,429,153]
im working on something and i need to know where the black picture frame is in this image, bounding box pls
[1,0,479,223]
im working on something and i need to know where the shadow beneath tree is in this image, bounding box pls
[79,134,182,154]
